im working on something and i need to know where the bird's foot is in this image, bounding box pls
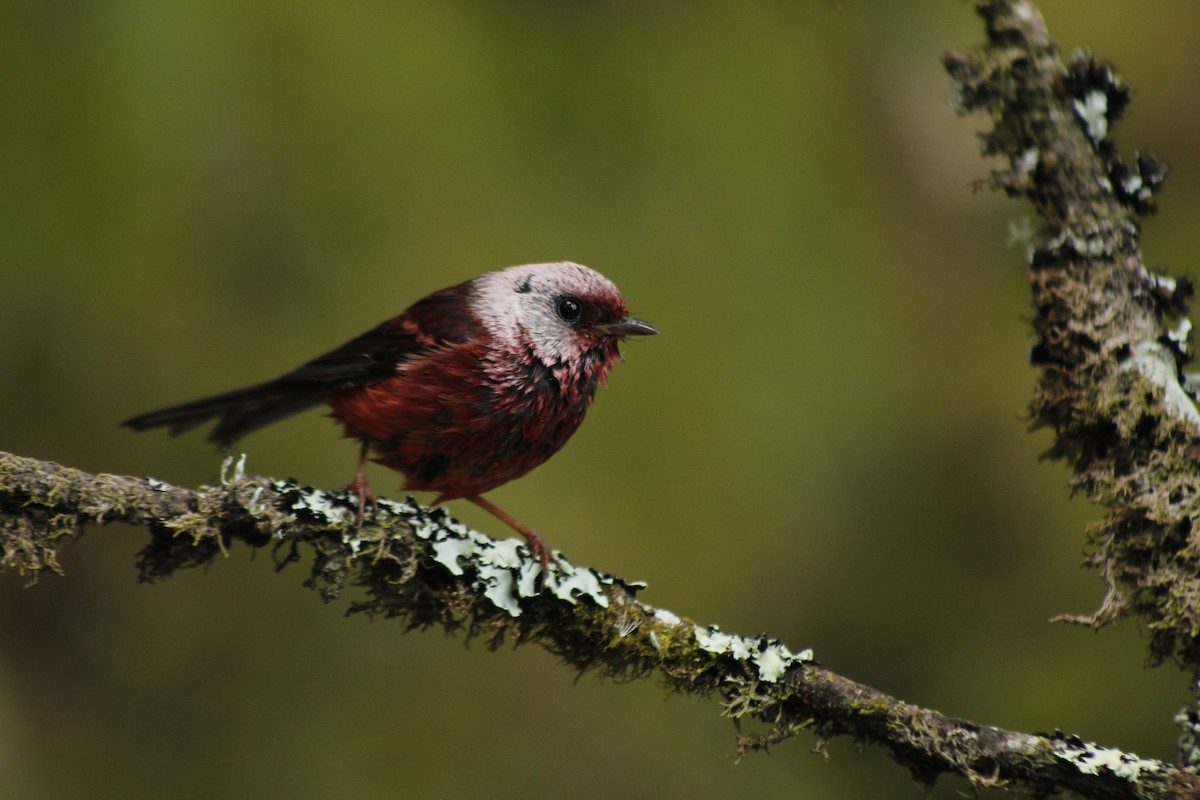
[521,530,556,577]
[342,472,378,528]
[459,494,559,577]
[342,441,380,527]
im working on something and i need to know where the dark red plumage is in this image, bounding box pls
[123,262,656,570]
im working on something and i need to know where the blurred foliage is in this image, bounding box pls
[2,1,1199,797]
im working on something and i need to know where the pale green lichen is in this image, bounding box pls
[219,453,248,486]
[481,568,521,617]
[653,608,682,626]
[549,565,609,607]
[430,537,476,576]
[695,626,753,659]
[1054,739,1165,782]
[395,500,621,618]
[1072,90,1109,141]
[752,647,791,682]
[1120,342,1200,427]
[693,625,813,683]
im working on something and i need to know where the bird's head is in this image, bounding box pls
[471,262,657,366]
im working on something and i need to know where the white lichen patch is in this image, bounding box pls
[1168,316,1193,348]
[145,478,171,492]
[1007,217,1036,264]
[274,484,354,526]
[693,625,814,683]
[1042,228,1111,260]
[1014,148,1039,178]
[482,568,521,617]
[484,538,524,569]
[653,608,682,627]
[220,453,248,486]
[1176,706,1200,735]
[516,560,541,597]
[246,486,266,516]
[430,537,477,576]
[1121,173,1153,205]
[407,513,621,617]
[1073,90,1109,141]
[752,646,791,682]
[695,626,753,659]
[266,483,629,618]
[1053,738,1165,782]
[376,496,419,517]
[343,533,363,554]
[1138,266,1178,296]
[1121,341,1200,427]
[547,564,610,608]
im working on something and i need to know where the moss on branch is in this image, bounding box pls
[0,446,1188,798]
[946,0,1200,669]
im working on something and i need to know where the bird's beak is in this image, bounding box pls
[602,317,658,337]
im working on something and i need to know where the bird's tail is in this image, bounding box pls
[122,379,328,448]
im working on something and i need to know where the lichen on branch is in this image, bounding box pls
[946,0,1200,670]
[0,444,1186,797]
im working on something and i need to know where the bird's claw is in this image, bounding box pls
[523,531,557,577]
[343,474,378,528]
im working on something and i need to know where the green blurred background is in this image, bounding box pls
[3,2,1199,797]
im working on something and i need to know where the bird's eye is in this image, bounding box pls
[555,295,584,324]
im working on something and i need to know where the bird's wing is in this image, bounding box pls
[121,322,426,446]
[123,284,482,446]
[284,281,482,385]
[273,323,425,387]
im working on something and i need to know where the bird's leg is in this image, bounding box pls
[459,494,555,574]
[343,441,378,526]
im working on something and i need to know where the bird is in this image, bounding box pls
[123,261,657,571]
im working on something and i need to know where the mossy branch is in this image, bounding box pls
[945,0,1200,671]
[0,448,1189,798]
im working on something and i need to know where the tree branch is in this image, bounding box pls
[0,448,1188,798]
[944,1,1200,672]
